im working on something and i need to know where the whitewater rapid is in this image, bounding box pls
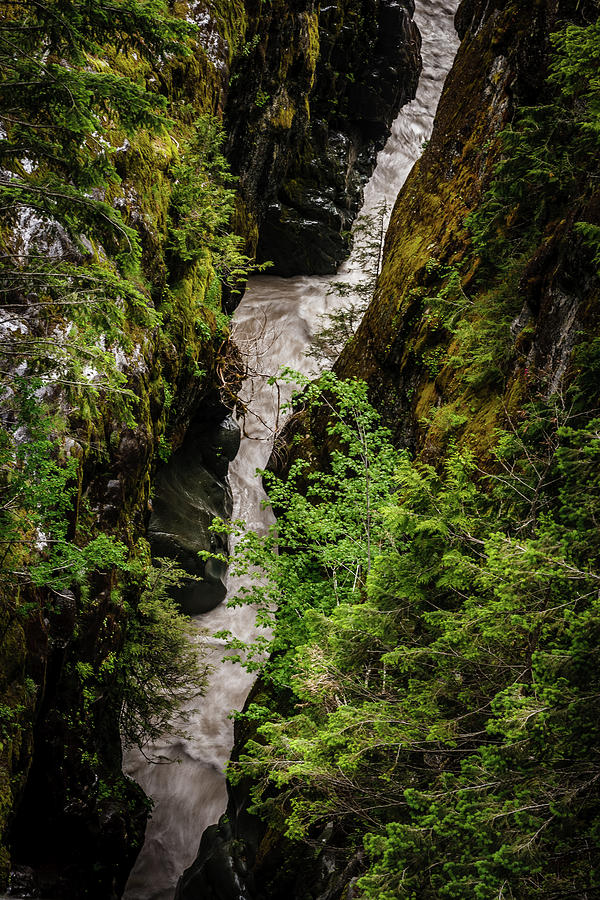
[122,3,460,898]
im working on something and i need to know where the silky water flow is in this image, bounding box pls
[122,3,460,897]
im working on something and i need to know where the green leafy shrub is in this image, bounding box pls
[220,371,600,898]
[0,379,127,593]
[213,370,403,687]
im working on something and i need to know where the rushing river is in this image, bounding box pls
[122,3,460,898]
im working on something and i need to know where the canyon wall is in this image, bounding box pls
[337,0,600,456]
[226,0,420,275]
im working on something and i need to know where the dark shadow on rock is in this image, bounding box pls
[148,414,240,615]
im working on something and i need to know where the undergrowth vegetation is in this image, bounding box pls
[220,367,600,898]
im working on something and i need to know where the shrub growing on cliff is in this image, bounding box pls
[223,370,600,898]
[0,379,128,593]
[168,115,253,293]
[469,15,600,269]
[0,381,206,728]
[0,1,251,396]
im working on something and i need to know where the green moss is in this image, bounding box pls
[303,10,320,89]
[269,92,296,131]
[205,0,247,62]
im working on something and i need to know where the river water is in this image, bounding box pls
[122,3,459,898]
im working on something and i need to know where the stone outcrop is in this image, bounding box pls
[226,0,421,275]
[148,415,240,615]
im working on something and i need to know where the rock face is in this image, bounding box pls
[148,415,240,614]
[336,0,600,458]
[175,813,363,900]
[226,0,421,275]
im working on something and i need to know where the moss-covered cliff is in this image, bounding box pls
[0,2,248,894]
[337,0,600,458]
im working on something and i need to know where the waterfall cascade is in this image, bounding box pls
[123,4,460,897]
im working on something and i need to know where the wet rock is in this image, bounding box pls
[148,415,240,614]
[175,819,256,900]
[7,865,39,897]
[254,0,422,275]
[176,791,365,900]
[116,427,150,477]
[227,0,421,276]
